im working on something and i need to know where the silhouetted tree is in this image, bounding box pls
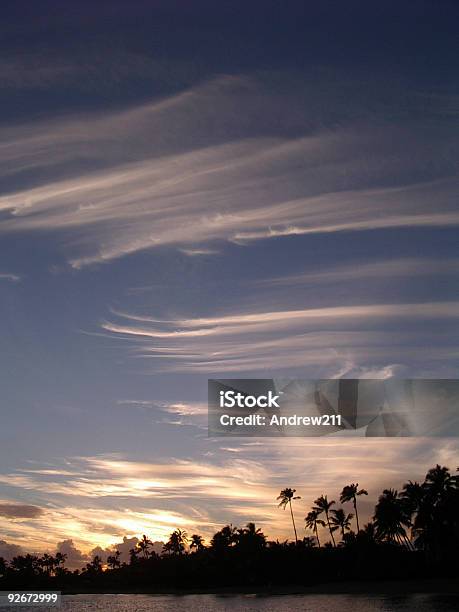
[84,555,103,576]
[305,509,325,547]
[301,536,316,548]
[210,524,237,553]
[340,483,368,532]
[55,552,67,569]
[190,534,205,553]
[411,464,459,557]
[129,547,138,565]
[236,522,266,553]
[373,488,411,547]
[330,508,354,541]
[313,495,336,547]
[137,534,153,559]
[10,554,40,579]
[163,529,188,555]
[38,553,57,577]
[277,488,301,543]
[107,550,121,569]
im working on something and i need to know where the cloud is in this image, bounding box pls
[0,75,458,267]
[0,441,458,552]
[55,539,87,569]
[179,248,220,257]
[261,258,459,287]
[0,273,21,282]
[117,399,207,428]
[0,503,44,519]
[101,301,459,373]
[0,540,24,561]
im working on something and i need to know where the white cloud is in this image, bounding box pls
[261,258,459,287]
[0,75,458,266]
[0,273,21,282]
[101,301,459,373]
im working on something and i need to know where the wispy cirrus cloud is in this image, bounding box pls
[260,257,459,287]
[1,75,458,267]
[100,301,459,373]
[0,439,458,552]
[0,273,21,282]
[117,399,207,428]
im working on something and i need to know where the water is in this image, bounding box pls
[2,593,459,611]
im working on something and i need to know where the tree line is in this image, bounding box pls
[0,464,457,591]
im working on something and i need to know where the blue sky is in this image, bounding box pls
[0,1,458,562]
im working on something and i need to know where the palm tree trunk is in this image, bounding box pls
[326,512,336,547]
[289,499,298,543]
[353,497,360,532]
[402,533,414,550]
[315,524,321,548]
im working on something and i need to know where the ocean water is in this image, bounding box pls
[1,593,459,611]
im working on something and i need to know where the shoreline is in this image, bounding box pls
[61,578,459,596]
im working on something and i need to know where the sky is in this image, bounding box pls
[0,0,459,565]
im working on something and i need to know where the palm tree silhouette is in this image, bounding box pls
[107,550,121,569]
[373,488,411,547]
[190,534,205,552]
[210,524,237,552]
[424,464,457,496]
[305,509,325,547]
[277,488,301,544]
[38,553,55,577]
[410,464,459,554]
[137,534,153,558]
[313,495,336,547]
[163,529,188,555]
[54,552,67,569]
[340,483,368,532]
[330,508,354,541]
[0,557,6,578]
[236,522,266,552]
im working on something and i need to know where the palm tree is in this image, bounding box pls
[411,464,459,554]
[302,536,316,547]
[236,522,266,551]
[84,555,103,575]
[137,534,153,558]
[401,480,424,515]
[163,529,188,555]
[10,554,40,578]
[340,483,368,532]
[54,552,67,569]
[38,553,55,576]
[190,534,205,552]
[313,495,336,547]
[129,547,138,565]
[277,488,301,543]
[305,509,325,547]
[107,550,121,569]
[373,488,411,547]
[210,524,237,552]
[330,508,354,541]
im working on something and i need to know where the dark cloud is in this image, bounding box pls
[0,539,24,560]
[0,503,44,519]
[88,536,164,564]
